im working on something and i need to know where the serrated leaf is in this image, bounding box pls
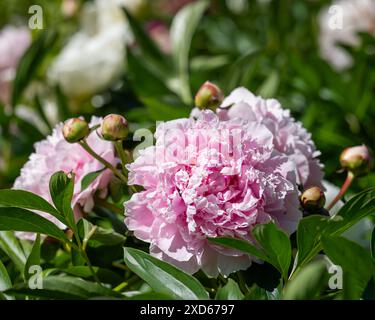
[123,247,208,300]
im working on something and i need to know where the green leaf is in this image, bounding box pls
[327,187,375,236]
[322,236,375,299]
[12,30,57,107]
[215,279,244,300]
[371,227,375,259]
[128,292,175,300]
[244,284,269,300]
[61,266,123,286]
[81,168,106,192]
[78,219,125,248]
[170,0,208,103]
[0,208,69,244]
[208,237,268,262]
[0,189,65,225]
[49,171,74,215]
[49,171,75,230]
[0,259,12,300]
[295,215,328,271]
[295,187,375,271]
[6,276,122,299]
[24,234,41,281]
[209,223,291,279]
[253,222,292,280]
[123,247,208,300]
[0,231,27,273]
[123,8,170,77]
[283,260,328,300]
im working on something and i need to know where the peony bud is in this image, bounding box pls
[101,114,129,141]
[195,81,224,111]
[300,186,326,213]
[62,118,89,143]
[340,145,373,176]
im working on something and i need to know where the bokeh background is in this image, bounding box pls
[0,0,374,195]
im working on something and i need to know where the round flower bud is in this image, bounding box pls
[300,187,326,212]
[340,145,373,176]
[62,118,89,143]
[101,114,129,141]
[195,81,224,111]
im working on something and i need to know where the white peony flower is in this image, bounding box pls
[48,0,131,98]
[318,0,375,70]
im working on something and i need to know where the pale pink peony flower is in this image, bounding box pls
[13,117,118,240]
[0,26,31,105]
[125,110,302,276]
[192,87,324,189]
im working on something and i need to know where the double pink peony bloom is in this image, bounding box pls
[13,117,118,239]
[125,87,323,276]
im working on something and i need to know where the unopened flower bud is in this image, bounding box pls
[195,81,224,111]
[101,114,129,141]
[300,187,326,212]
[62,118,89,143]
[340,145,373,176]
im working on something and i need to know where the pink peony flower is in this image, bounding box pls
[13,117,118,240]
[192,87,324,189]
[125,111,302,276]
[0,26,31,105]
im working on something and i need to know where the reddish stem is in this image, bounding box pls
[326,171,355,211]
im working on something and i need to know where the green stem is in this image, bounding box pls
[114,141,139,194]
[72,230,101,284]
[114,141,127,174]
[326,171,355,212]
[79,140,128,184]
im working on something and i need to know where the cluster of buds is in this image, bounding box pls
[62,114,129,143]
